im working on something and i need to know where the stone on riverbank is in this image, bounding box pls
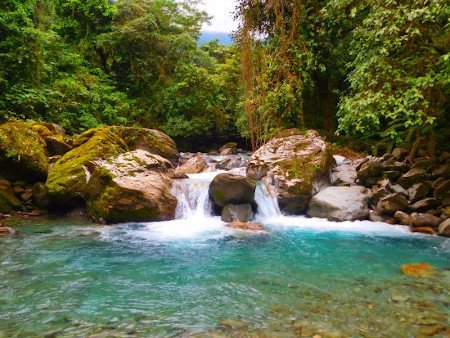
[308,186,370,222]
[247,129,334,214]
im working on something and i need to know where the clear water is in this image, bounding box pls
[0,172,449,337]
[0,216,449,337]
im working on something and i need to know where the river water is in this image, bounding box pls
[0,172,449,337]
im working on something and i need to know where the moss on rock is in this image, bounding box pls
[111,126,179,164]
[46,127,127,208]
[86,150,177,223]
[0,121,49,182]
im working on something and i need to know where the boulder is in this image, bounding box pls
[86,150,177,223]
[376,193,409,216]
[46,128,128,209]
[227,221,266,231]
[410,227,436,235]
[219,142,238,155]
[408,183,431,203]
[438,219,450,237]
[431,164,450,179]
[331,163,357,186]
[209,173,256,208]
[216,155,247,171]
[397,168,428,188]
[221,204,254,222]
[394,211,412,225]
[43,136,72,156]
[0,226,16,236]
[410,198,440,212]
[370,187,391,206]
[433,180,450,201]
[0,186,21,213]
[0,121,49,182]
[308,186,370,222]
[247,129,333,214]
[392,148,408,161]
[177,155,208,174]
[111,126,179,164]
[410,213,442,228]
[357,160,383,184]
[32,182,50,208]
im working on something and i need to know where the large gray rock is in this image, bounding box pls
[86,150,177,224]
[247,129,334,214]
[376,193,409,216]
[221,204,254,222]
[308,186,370,222]
[209,173,256,208]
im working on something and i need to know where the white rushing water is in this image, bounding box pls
[105,170,416,242]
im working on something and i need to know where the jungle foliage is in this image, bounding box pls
[236,0,449,152]
[0,0,448,152]
[0,0,242,149]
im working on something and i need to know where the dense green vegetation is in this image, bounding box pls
[236,0,449,153]
[0,0,448,153]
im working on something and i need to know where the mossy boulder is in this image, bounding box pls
[46,127,128,209]
[247,129,334,214]
[86,150,176,223]
[219,142,238,155]
[0,121,49,182]
[111,126,179,164]
[72,126,179,164]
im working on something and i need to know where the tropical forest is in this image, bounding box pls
[0,0,449,337]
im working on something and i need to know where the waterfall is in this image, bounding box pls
[172,171,281,222]
[172,172,223,220]
[254,182,281,220]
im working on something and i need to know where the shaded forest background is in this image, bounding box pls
[0,0,448,153]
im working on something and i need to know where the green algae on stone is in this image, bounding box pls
[0,121,49,182]
[0,188,21,213]
[46,128,127,208]
[111,126,179,164]
[72,126,179,164]
[85,150,176,223]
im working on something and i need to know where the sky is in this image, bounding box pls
[200,0,239,33]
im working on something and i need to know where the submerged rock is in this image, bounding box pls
[308,186,370,222]
[0,226,16,236]
[247,129,333,214]
[0,121,49,182]
[226,221,266,231]
[86,150,177,224]
[400,263,436,278]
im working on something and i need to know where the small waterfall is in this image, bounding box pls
[254,182,281,220]
[172,172,223,220]
[172,171,281,222]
